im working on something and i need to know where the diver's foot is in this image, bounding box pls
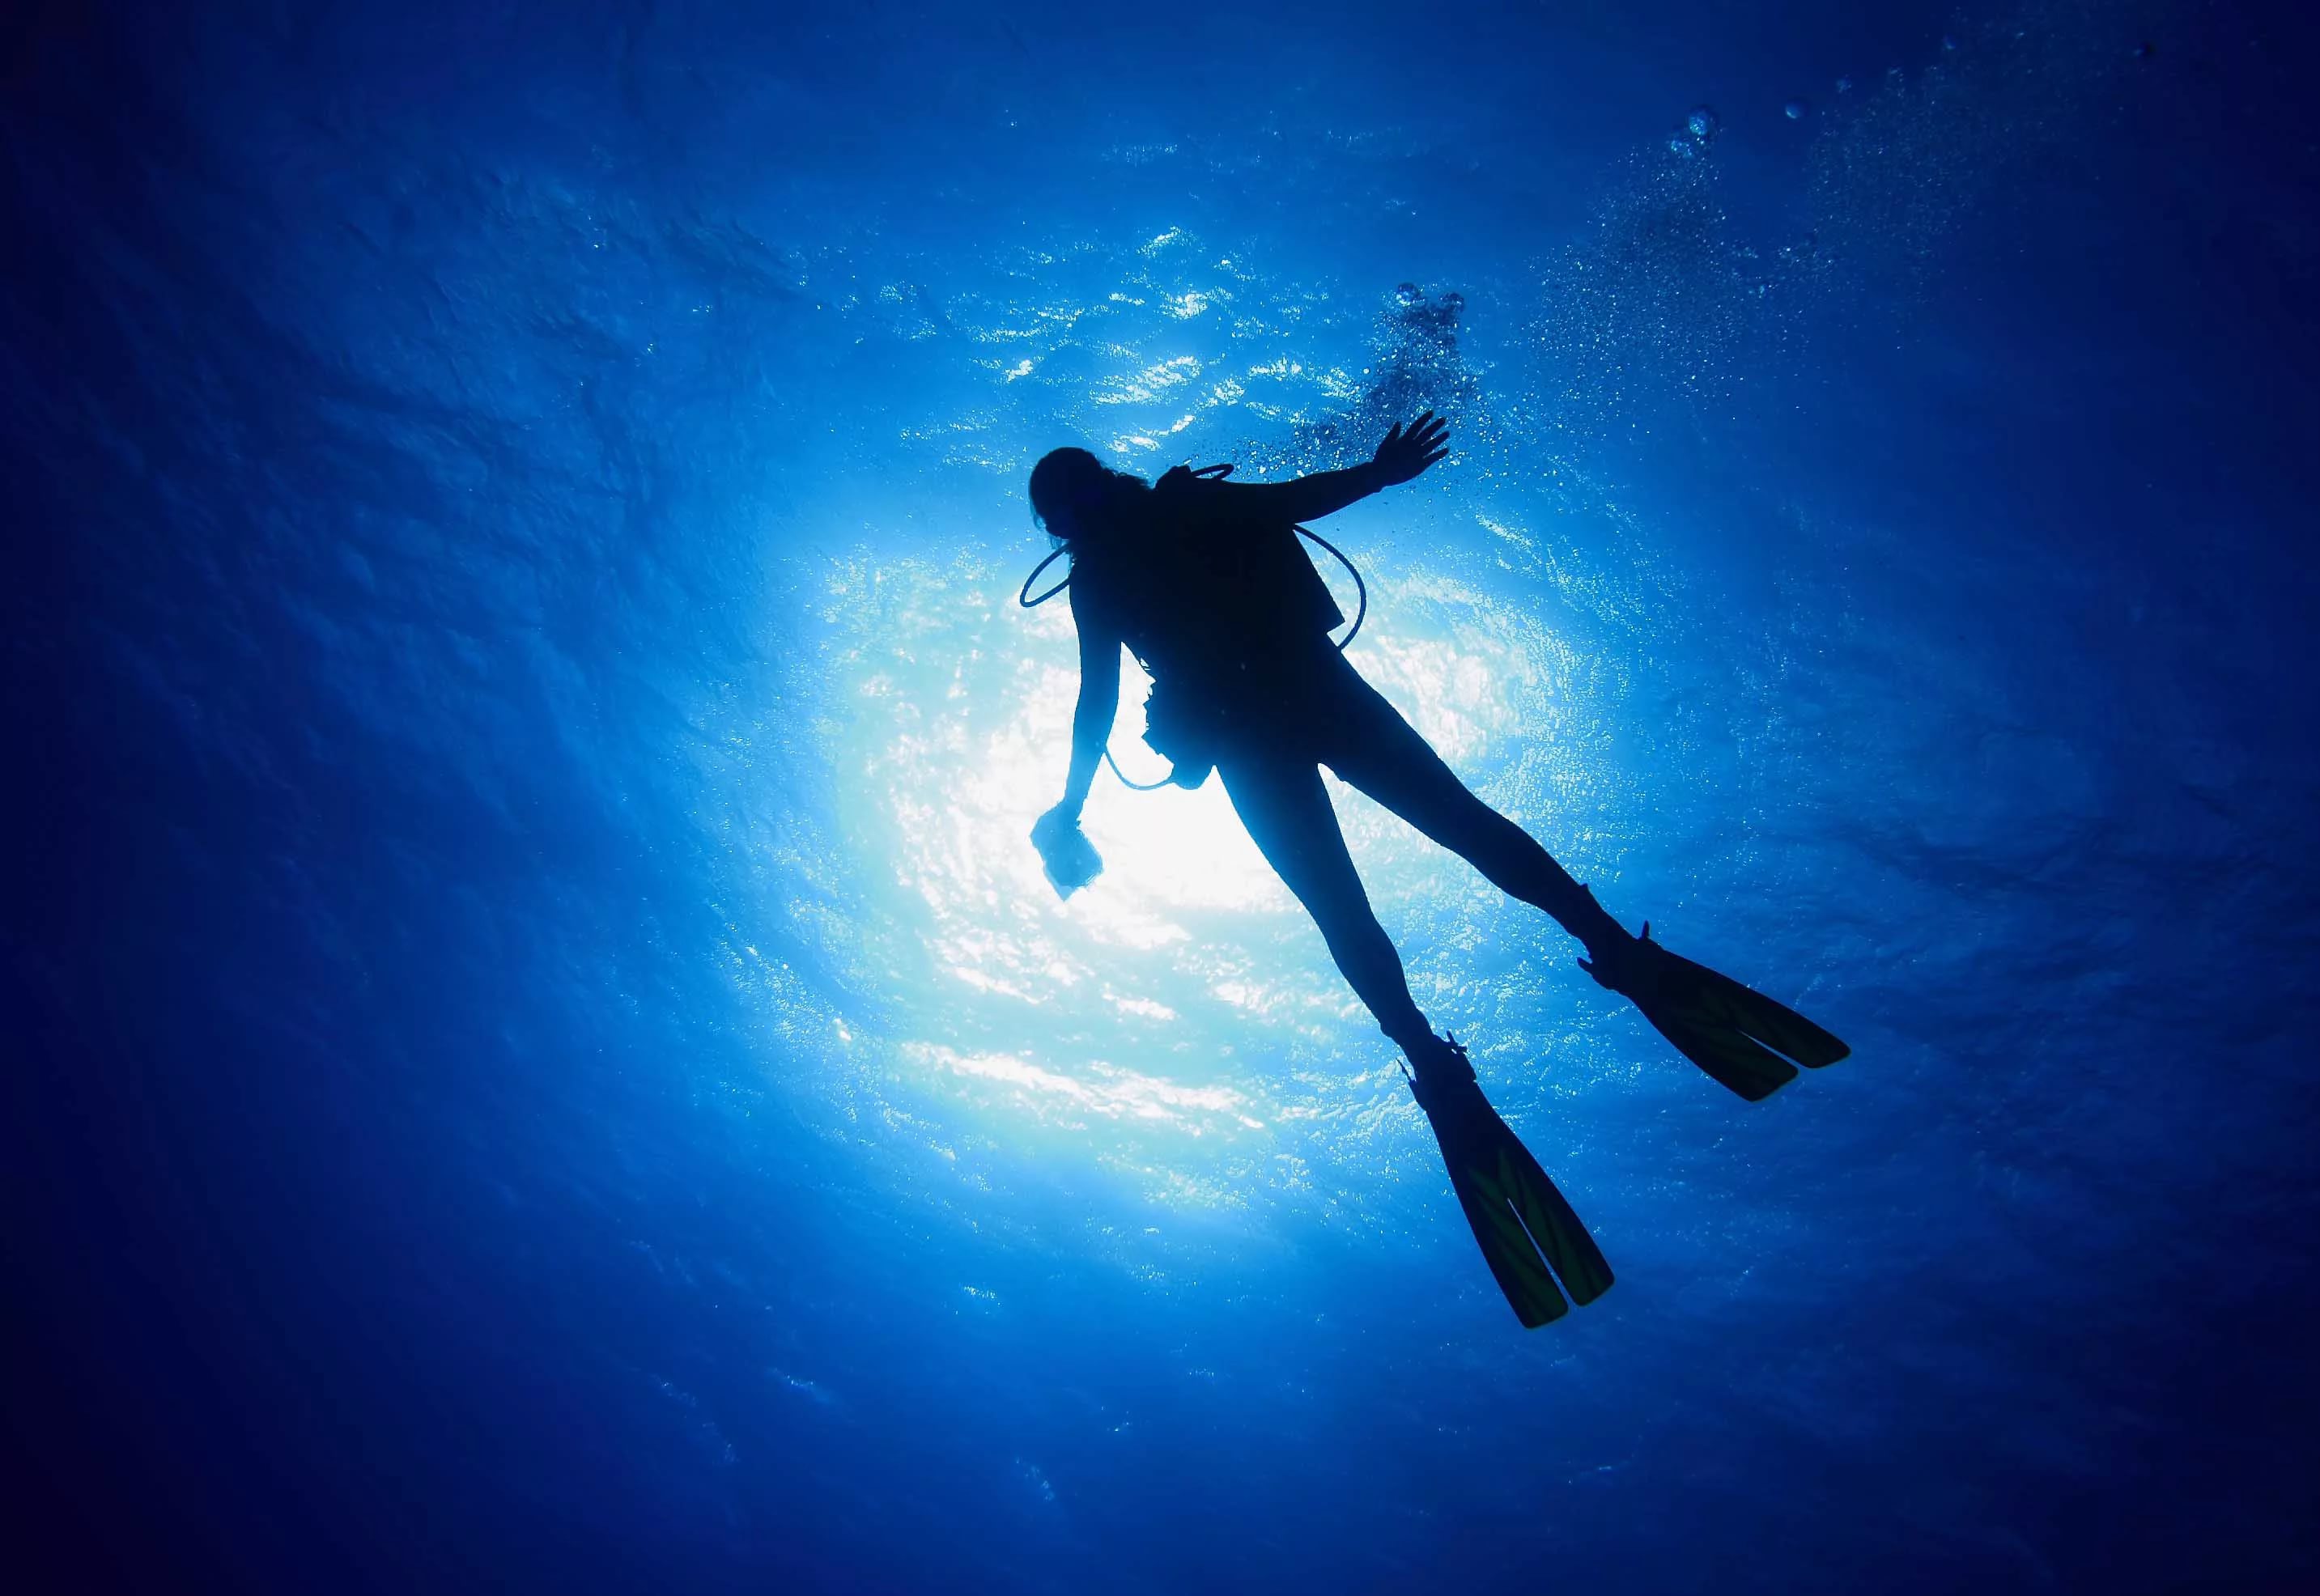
[1399,1029,1480,1110]
[1560,884,1641,976]
[1578,920,1657,998]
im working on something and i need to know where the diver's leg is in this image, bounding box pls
[1217,755,1433,1049]
[1320,673,1626,953]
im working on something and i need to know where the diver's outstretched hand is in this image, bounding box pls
[1030,804,1104,899]
[1370,411,1450,486]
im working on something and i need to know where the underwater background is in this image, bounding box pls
[6,0,2316,1590]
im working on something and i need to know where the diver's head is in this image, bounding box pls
[1030,448,1145,544]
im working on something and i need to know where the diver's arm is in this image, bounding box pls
[1054,610,1121,821]
[1028,601,1118,898]
[1224,464,1387,524]
[1213,411,1451,524]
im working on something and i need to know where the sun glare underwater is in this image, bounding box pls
[7,1,2318,1593]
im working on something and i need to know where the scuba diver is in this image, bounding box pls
[1020,414,1849,1326]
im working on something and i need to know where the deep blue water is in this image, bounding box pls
[8,1,2318,1590]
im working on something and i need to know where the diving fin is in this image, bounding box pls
[1581,922,1850,1103]
[1405,1035,1614,1327]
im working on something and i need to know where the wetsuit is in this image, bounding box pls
[1069,469,1621,1047]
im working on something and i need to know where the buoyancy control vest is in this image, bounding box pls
[1019,464,1366,789]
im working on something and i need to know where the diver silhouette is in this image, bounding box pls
[1022,414,1850,1326]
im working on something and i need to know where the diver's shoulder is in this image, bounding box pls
[1154,462,1234,499]
[1065,543,1121,605]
